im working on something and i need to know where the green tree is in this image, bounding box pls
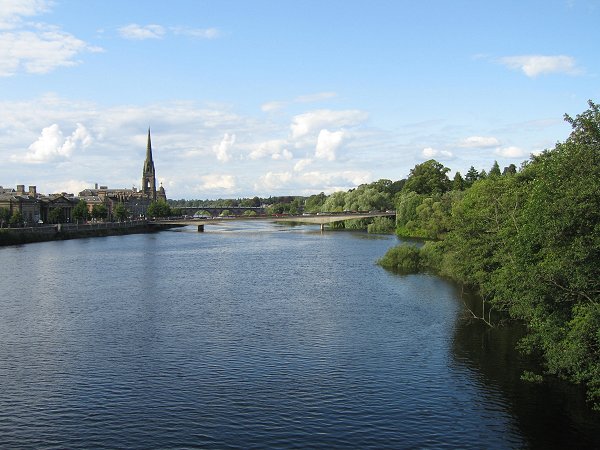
[452,172,465,191]
[494,101,600,407]
[343,186,391,212]
[305,192,327,213]
[402,159,451,195]
[243,210,257,217]
[0,207,10,228]
[113,203,129,221]
[48,208,62,224]
[367,216,395,234]
[489,160,501,177]
[465,166,480,187]
[321,191,346,212]
[503,164,517,176]
[9,210,23,227]
[219,209,231,217]
[91,204,108,220]
[147,200,172,218]
[395,191,428,238]
[72,200,89,223]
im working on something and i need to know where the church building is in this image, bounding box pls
[79,129,167,217]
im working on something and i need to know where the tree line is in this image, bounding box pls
[379,101,600,409]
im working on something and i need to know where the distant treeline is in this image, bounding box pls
[379,100,600,410]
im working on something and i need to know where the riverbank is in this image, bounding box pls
[0,220,180,246]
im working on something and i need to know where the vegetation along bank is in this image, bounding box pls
[379,101,600,409]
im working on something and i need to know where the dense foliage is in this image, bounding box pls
[380,101,600,409]
[72,200,89,222]
[147,200,172,218]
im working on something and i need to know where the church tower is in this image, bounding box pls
[141,128,157,201]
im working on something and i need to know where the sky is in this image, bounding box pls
[1,0,599,199]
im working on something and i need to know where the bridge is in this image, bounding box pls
[151,211,395,232]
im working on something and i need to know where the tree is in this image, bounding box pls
[321,191,346,212]
[465,166,480,187]
[402,159,451,195]
[113,203,129,221]
[305,192,327,213]
[452,172,465,191]
[503,164,517,176]
[489,160,501,177]
[48,208,62,224]
[72,200,89,223]
[147,200,172,218]
[9,210,23,227]
[495,101,600,407]
[91,204,108,220]
[0,207,10,228]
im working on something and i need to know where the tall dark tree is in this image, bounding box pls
[489,160,501,177]
[502,164,517,176]
[465,166,479,187]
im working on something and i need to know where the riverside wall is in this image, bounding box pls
[0,220,177,246]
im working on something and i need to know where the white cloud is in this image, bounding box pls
[199,174,236,190]
[0,0,49,30]
[421,147,453,159]
[459,136,500,148]
[249,139,291,160]
[254,171,292,191]
[118,24,165,40]
[293,158,313,172]
[498,55,582,77]
[213,133,236,162]
[291,109,368,139]
[45,179,90,196]
[0,2,102,77]
[0,95,400,198]
[20,123,92,163]
[496,146,525,158]
[315,129,344,161]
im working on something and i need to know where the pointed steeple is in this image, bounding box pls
[141,128,157,200]
[146,127,153,164]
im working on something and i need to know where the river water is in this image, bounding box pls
[0,221,599,449]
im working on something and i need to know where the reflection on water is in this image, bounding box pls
[0,222,598,448]
[452,291,600,449]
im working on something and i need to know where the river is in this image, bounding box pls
[0,221,598,449]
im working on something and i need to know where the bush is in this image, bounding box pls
[367,216,394,234]
[377,244,421,273]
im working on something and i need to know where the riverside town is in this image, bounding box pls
[1,2,599,448]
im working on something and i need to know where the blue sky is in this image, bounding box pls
[1,0,598,199]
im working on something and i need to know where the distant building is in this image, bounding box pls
[1,129,167,224]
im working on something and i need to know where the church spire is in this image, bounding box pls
[146,127,153,163]
[141,128,157,200]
